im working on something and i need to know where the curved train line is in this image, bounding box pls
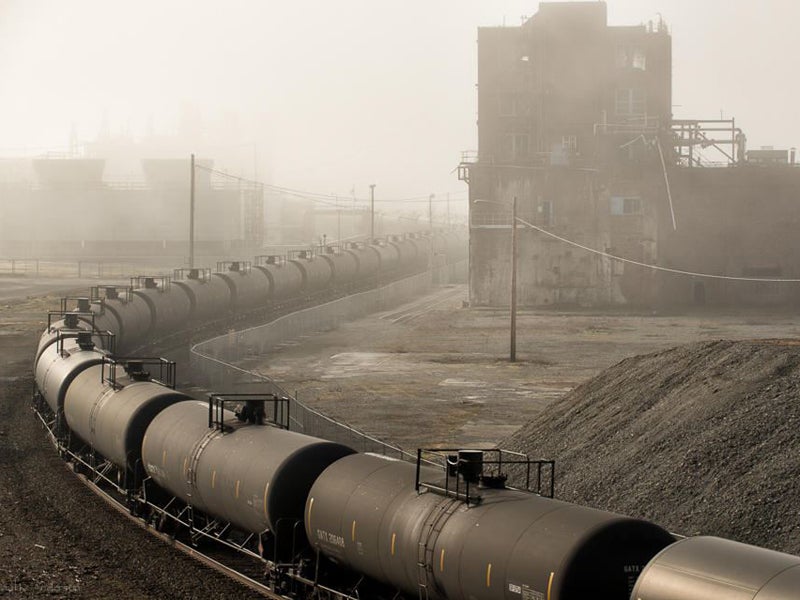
[30,230,800,600]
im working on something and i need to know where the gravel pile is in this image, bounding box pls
[0,297,253,599]
[504,339,800,554]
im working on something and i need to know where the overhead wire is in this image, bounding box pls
[513,215,800,283]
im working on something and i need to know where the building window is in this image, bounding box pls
[616,46,646,70]
[610,196,642,215]
[562,135,578,153]
[502,133,529,160]
[538,200,553,225]
[615,88,646,116]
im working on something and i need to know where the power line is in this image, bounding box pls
[515,216,800,283]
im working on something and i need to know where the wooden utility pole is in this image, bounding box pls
[369,184,376,241]
[189,153,195,269]
[510,195,517,362]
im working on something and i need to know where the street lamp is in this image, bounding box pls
[474,196,518,362]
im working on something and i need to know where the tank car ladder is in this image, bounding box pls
[416,498,459,600]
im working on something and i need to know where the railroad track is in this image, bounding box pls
[380,286,464,324]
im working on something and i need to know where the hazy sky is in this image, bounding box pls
[1,0,799,204]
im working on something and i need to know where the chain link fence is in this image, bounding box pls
[189,270,439,461]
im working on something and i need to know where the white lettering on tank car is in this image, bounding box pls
[316,529,346,548]
[508,582,522,594]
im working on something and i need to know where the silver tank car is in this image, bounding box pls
[631,536,800,600]
[64,363,190,477]
[142,400,354,536]
[34,333,105,416]
[172,270,233,322]
[306,453,674,600]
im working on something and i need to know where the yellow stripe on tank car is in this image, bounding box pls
[307,497,314,528]
[162,450,167,465]
[547,571,554,600]
[263,482,270,519]
[439,548,445,572]
[235,480,240,499]
[182,457,188,477]
[486,563,492,587]
[391,533,396,556]
[211,470,216,489]
[351,520,357,542]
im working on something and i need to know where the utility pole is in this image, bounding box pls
[429,193,435,234]
[369,184,376,242]
[189,153,195,269]
[510,195,517,362]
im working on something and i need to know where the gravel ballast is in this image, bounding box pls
[505,338,800,554]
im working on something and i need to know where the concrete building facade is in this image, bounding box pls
[464,2,800,308]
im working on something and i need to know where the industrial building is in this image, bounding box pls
[462,1,800,308]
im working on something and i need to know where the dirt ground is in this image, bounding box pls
[248,284,800,451]
[0,279,252,599]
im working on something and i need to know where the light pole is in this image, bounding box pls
[369,184,376,242]
[189,153,195,269]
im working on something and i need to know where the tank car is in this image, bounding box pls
[370,238,400,273]
[212,261,271,312]
[142,400,354,541]
[63,358,190,485]
[130,276,192,336]
[90,285,154,353]
[346,242,380,282]
[254,255,305,302]
[171,268,233,323]
[34,331,106,433]
[307,453,674,600]
[318,246,359,289]
[288,250,334,296]
[632,535,800,600]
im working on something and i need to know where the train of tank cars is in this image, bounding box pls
[30,232,800,600]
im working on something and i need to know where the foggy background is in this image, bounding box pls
[1,0,797,208]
